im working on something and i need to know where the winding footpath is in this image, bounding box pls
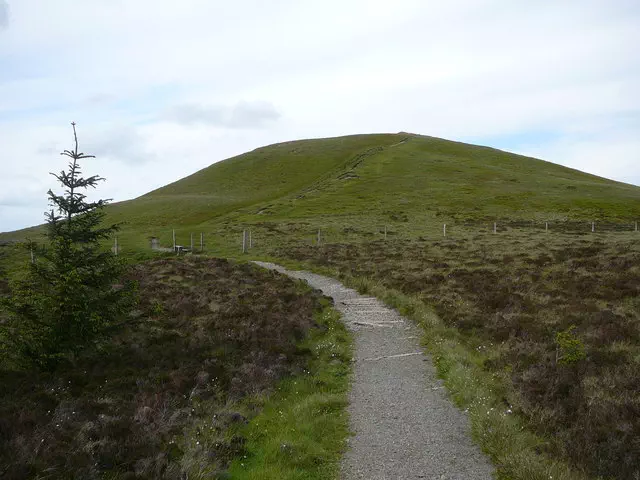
[254,262,494,480]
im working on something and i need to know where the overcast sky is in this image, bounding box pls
[1,0,639,232]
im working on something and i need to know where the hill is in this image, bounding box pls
[3,132,640,252]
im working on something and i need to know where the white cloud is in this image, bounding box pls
[164,101,280,128]
[85,126,154,165]
[1,0,639,231]
[0,1,8,29]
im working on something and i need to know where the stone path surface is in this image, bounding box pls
[253,262,495,480]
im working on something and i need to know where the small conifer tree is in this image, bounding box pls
[2,123,134,369]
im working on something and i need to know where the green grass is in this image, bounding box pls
[224,307,352,480]
[137,133,640,226]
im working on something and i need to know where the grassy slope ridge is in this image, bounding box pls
[102,134,403,236]
[107,133,640,235]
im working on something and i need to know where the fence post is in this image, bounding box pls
[384,225,387,240]
[635,221,638,232]
[545,222,548,232]
[317,229,321,246]
[249,230,252,249]
[190,233,194,252]
[200,232,204,251]
[30,245,34,264]
[493,222,497,234]
[114,236,118,256]
[592,222,595,233]
[172,229,176,252]
[242,230,247,254]
[443,223,446,237]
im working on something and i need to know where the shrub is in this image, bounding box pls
[555,326,587,365]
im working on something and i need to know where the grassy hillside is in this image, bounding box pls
[233,134,640,221]
[102,134,403,242]
[4,132,640,254]
[87,132,640,256]
[116,133,640,247]
[129,132,640,223]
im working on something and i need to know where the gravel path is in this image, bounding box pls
[253,262,495,480]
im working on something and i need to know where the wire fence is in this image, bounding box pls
[6,219,638,264]
[143,219,640,257]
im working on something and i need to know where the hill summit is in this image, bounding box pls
[108,132,640,227]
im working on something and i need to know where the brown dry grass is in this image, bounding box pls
[0,257,325,479]
[279,232,640,479]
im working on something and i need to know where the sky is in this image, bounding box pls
[1,0,639,232]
